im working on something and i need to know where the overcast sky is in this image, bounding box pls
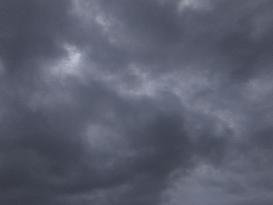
[0,0,273,204]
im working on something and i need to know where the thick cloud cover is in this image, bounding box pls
[0,0,273,204]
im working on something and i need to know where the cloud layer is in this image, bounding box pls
[1,0,273,204]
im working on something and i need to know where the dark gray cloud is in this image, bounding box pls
[0,0,273,204]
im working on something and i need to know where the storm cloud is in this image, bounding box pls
[0,0,273,204]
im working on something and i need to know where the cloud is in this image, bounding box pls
[1,0,273,204]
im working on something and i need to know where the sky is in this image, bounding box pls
[0,0,273,204]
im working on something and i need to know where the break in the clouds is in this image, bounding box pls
[0,0,273,204]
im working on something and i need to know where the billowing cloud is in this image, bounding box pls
[0,0,273,204]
